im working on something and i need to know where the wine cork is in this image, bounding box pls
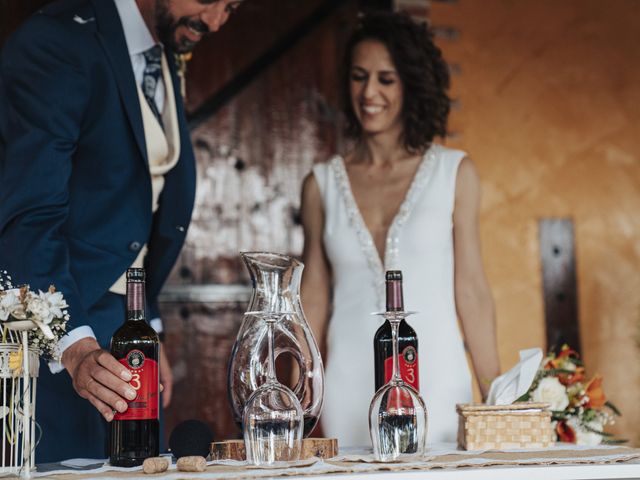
[142,457,169,474]
[176,455,207,472]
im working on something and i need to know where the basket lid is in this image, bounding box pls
[456,402,550,414]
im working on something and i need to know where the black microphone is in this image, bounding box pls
[168,420,215,459]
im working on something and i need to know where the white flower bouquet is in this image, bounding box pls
[0,270,69,360]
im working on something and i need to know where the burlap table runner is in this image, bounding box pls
[35,444,640,479]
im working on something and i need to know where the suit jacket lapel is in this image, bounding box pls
[90,0,148,165]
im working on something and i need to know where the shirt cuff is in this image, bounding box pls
[48,326,97,374]
[150,318,163,333]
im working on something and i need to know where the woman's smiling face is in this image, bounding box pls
[349,39,404,138]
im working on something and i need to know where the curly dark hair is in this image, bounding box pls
[341,11,451,153]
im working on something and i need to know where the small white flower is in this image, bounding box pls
[0,290,24,320]
[0,271,13,289]
[27,297,53,324]
[532,376,570,411]
[40,290,68,318]
[567,417,604,446]
[0,293,17,320]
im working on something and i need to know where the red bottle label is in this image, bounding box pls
[114,350,159,421]
[384,345,419,390]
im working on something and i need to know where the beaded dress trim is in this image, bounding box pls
[329,145,439,309]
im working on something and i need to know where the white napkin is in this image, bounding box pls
[486,348,542,405]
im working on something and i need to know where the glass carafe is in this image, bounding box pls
[228,252,324,436]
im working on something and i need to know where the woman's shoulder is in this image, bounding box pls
[307,154,342,198]
[311,153,345,166]
[311,154,345,176]
[430,142,468,161]
[428,144,470,178]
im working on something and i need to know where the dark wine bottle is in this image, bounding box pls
[110,268,160,467]
[374,270,419,392]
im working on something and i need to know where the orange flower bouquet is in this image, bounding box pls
[517,345,623,445]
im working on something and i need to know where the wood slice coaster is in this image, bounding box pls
[211,438,338,461]
[302,437,338,459]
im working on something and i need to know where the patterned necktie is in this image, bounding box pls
[141,45,164,128]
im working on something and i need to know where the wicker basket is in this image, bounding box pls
[456,402,555,450]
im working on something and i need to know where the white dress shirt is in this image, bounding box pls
[114,0,165,112]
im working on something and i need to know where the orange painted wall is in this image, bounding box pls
[431,0,640,443]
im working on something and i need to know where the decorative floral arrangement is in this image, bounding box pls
[518,344,622,445]
[0,270,69,360]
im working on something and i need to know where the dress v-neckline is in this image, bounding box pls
[330,145,438,307]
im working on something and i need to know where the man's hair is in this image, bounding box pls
[341,11,451,153]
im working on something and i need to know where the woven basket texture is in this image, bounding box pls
[457,403,555,450]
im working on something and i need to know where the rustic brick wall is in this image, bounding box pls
[161,1,358,442]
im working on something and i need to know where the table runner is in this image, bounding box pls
[34,443,640,479]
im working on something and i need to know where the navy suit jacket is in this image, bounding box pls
[0,0,196,343]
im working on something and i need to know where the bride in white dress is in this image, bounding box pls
[300,12,500,447]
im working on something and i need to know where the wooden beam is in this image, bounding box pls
[187,0,349,130]
[539,218,581,353]
[359,0,393,10]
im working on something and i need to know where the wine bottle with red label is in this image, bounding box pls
[374,270,420,392]
[109,267,159,467]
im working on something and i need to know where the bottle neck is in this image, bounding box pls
[126,282,146,322]
[385,279,404,311]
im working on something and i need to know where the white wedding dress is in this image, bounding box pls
[312,144,472,447]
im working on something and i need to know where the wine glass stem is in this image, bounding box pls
[391,319,402,382]
[266,319,277,384]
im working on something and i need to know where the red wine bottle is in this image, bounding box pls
[110,268,160,467]
[374,270,419,391]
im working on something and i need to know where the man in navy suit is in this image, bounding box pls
[0,0,244,462]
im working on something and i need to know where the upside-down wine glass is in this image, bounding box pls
[369,310,427,461]
[243,312,304,466]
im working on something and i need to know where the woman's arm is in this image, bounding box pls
[300,172,332,357]
[453,157,500,400]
